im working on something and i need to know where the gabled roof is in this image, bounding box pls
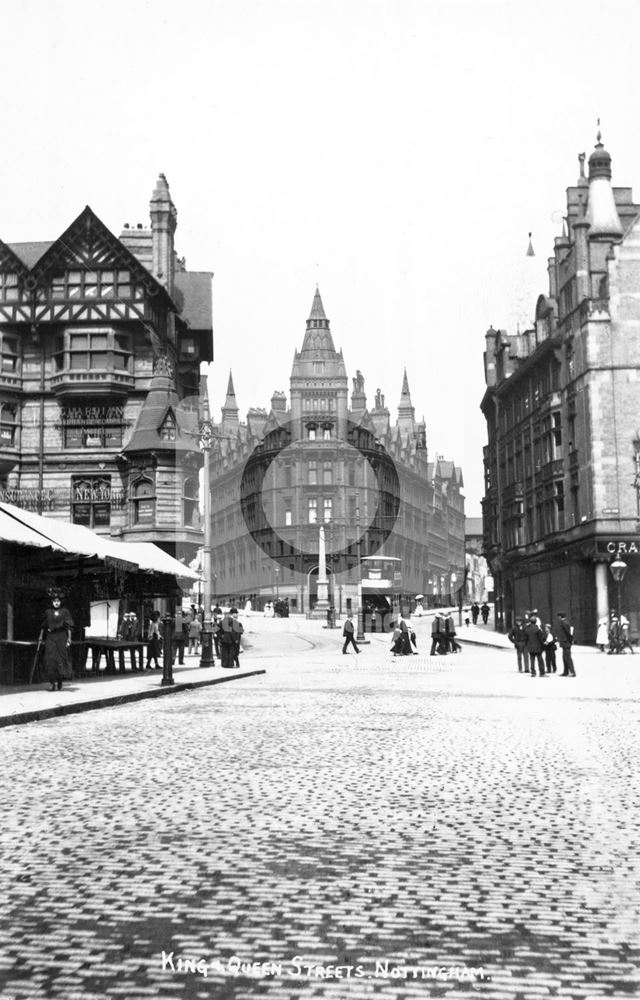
[29,205,173,309]
[7,241,53,270]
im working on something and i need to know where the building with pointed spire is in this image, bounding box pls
[0,176,213,576]
[481,129,640,638]
[208,289,464,616]
[221,371,240,429]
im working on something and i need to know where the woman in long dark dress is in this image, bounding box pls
[41,592,74,691]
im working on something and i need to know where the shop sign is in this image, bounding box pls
[600,540,640,556]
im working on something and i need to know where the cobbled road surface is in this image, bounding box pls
[1,616,639,1000]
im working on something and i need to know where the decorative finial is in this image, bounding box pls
[578,152,586,179]
[596,117,602,145]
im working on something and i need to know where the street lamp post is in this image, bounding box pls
[609,558,627,621]
[355,490,365,642]
[198,378,215,668]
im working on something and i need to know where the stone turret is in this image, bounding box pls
[586,128,623,239]
[150,173,178,293]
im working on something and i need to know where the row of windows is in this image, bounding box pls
[54,330,132,372]
[501,366,561,431]
[302,397,335,411]
[48,270,134,302]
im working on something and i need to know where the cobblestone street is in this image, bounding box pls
[1,617,639,999]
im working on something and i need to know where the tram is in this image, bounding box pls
[360,555,401,632]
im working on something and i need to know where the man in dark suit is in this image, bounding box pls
[430,612,447,655]
[219,608,243,668]
[342,613,360,654]
[524,613,546,676]
[508,617,528,672]
[557,612,576,676]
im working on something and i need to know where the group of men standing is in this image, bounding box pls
[430,612,462,655]
[172,605,245,669]
[508,611,576,677]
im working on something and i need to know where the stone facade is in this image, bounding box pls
[209,289,465,616]
[481,133,640,639]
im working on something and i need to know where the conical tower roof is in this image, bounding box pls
[221,369,240,427]
[291,287,346,380]
[123,358,198,455]
[299,287,338,357]
[397,369,416,426]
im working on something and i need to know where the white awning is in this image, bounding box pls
[112,542,198,581]
[0,506,66,550]
[0,502,198,580]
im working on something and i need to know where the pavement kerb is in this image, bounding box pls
[0,668,266,730]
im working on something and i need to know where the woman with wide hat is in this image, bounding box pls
[40,588,74,691]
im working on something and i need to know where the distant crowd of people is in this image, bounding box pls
[139,604,245,671]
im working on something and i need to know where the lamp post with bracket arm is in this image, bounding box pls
[198,380,215,668]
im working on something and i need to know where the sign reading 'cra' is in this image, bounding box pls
[598,540,640,556]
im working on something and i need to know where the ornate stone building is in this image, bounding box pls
[481,132,640,638]
[0,175,213,562]
[209,289,465,616]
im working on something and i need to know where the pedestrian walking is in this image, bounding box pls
[342,613,360,654]
[596,616,608,652]
[390,621,402,655]
[40,589,74,691]
[543,623,557,674]
[395,615,413,655]
[146,611,162,670]
[410,625,418,653]
[507,617,528,672]
[524,613,546,676]
[188,613,201,654]
[430,612,447,655]
[445,613,461,652]
[219,607,244,668]
[557,612,576,676]
[173,608,186,665]
[618,615,635,653]
[212,605,223,658]
[471,602,480,625]
[480,602,490,625]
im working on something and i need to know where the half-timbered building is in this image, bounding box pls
[0,174,213,563]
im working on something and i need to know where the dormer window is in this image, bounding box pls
[159,411,177,441]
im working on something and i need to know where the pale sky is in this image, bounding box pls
[2,0,640,515]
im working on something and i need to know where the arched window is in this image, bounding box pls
[132,477,155,525]
[183,476,199,526]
